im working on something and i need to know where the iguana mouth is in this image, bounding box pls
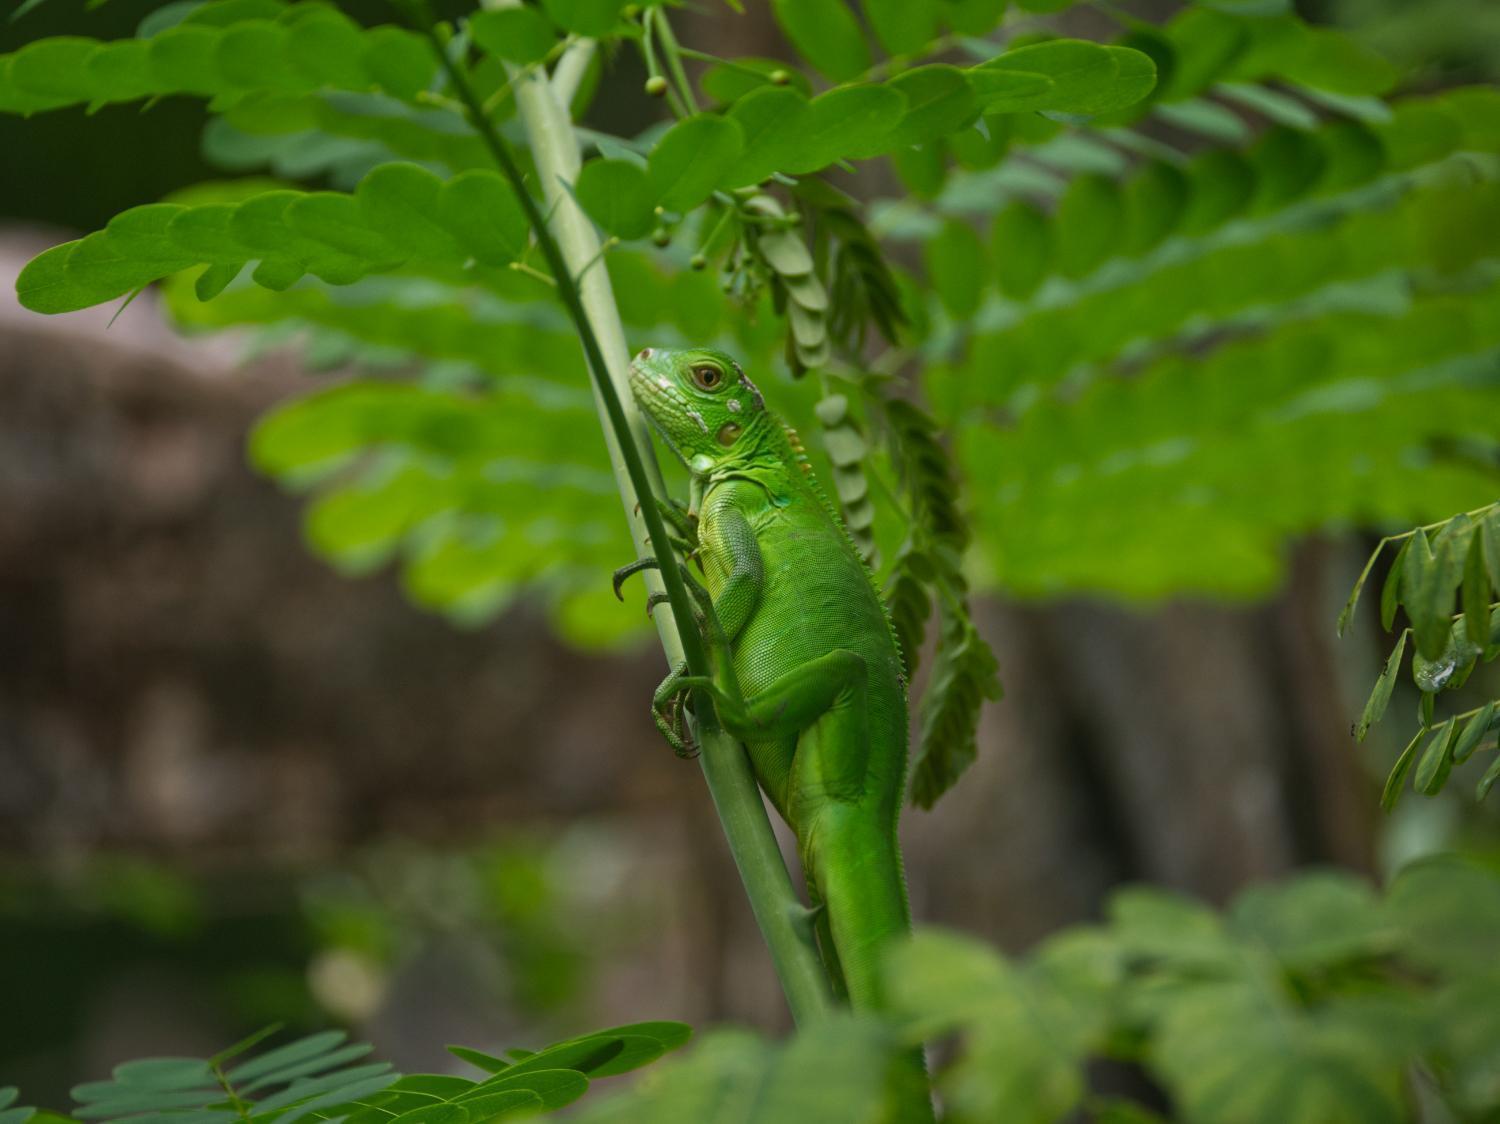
[628,350,691,463]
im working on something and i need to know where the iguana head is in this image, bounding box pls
[629,346,769,473]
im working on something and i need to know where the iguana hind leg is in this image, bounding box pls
[670,649,871,808]
[671,651,910,1011]
[805,880,849,1003]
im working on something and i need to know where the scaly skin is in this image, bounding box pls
[627,346,913,1013]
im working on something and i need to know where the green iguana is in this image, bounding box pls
[619,345,913,1013]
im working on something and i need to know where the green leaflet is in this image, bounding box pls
[925,218,986,319]
[862,0,937,56]
[247,374,633,634]
[1355,631,1404,742]
[910,598,1002,808]
[1406,522,1467,662]
[633,43,1153,191]
[974,39,1156,115]
[965,68,1056,113]
[720,86,808,187]
[56,1020,692,1124]
[1179,148,1256,233]
[574,159,657,241]
[1121,160,1190,256]
[1347,501,1500,802]
[717,84,909,186]
[770,0,871,82]
[219,92,492,175]
[1249,125,1327,213]
[566,1022,907,1124]
[921,85,1487,308]
[468,7,559,66]
[540,0,625,37]
[1159,7,1251,100]
[250,382,602,477]
[941,0,1008,35]
[0,4,436,112]
[697,56,813,104]
[1414,717,1460,796]
[1227,17,1398,96]
[948,173,1500,406]
[991,199,1052,300]
[648,115,744,212]
[16,165,530,314]
[1053,173,1124,278]
[954,278,1500,600]
[887,65,979,150]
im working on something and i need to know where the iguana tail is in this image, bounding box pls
[807,807,935,1122]
[805,806,912,1012]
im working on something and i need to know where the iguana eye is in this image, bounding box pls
[691,364,723,390]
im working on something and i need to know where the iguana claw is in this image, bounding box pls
[613,557,658,601]
[613,558,724,645]
[652,661,699,758]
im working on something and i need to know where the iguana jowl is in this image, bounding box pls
[625,345,912,1011]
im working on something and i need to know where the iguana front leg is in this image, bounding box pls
[614,558,726,645]
[625,501,762,761]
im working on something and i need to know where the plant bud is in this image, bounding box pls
[769,69,790,86]
[690,253,707,270]
[644,75,669,97]
[652,227,671,247]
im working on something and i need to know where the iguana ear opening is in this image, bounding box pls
[717,422,742,446]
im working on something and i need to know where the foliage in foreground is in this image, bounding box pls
[8,855,1500,1124]
[1346,503,1500,807]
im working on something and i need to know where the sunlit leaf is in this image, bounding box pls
[648,114,743,212]
[770,0,870,82]
[574,159,657,240]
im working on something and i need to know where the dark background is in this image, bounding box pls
[3,0,1498,1103]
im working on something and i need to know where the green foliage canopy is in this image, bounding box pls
[6,0,1500,796]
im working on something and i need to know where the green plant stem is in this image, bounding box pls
[638,9,689,119]
[419,0,834,1025]
[651,8,699,114]
[550,36,594,106]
